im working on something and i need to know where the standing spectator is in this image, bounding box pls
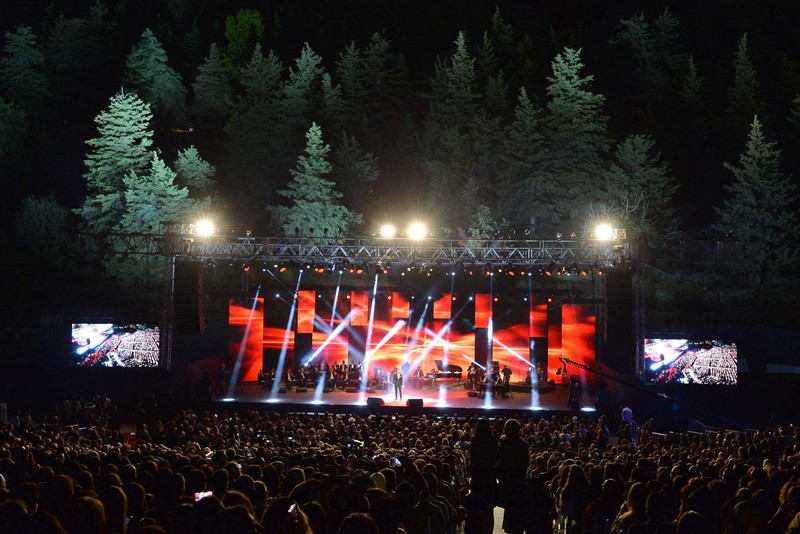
[496,418,528,534]
[465,418,498,534]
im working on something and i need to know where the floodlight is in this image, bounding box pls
[195,219,215,236]
[407,222,427,240]
[379,224,396,238]
[595,223,613,241]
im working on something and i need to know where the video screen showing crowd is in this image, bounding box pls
[71,323,160,367]
[644,339,738,385]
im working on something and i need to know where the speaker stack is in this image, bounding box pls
[366,397,385,407]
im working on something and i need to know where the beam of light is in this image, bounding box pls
[330,273,342,328]
[438,384,448,407]
[493,337,535,367]
[226,276,263,398]
[306,311,354,364]
[313,366,328,401]
[270,271,303,399]
[527,273,540,408]
[405,298,430,364]
[367,320,407,358]
[358,274,380,403]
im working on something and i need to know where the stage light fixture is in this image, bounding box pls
[545,262,557,276]
[194,219,215,236]
[595,223,614,241]
[279,264,288,273]
[408,222,427,240]
[379,224,396,238]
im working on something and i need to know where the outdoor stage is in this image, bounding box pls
[213,379,597,415]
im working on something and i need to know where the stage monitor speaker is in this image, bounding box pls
[294,387,307,393]
[366,397,385,407]
[174,261,205,334]
[406,398,423,408]
[345,387,358,394]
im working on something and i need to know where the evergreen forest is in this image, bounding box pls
[2,0,800,334]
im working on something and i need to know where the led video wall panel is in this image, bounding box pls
[229,291,598,383]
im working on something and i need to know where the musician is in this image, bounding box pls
[429,366,439,389]
[412,367,424,389]
[391,367,403,401]
[258,369,266,391]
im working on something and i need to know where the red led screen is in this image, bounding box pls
[230,292,596,383]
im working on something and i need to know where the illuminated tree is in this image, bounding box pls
[124,28,186,124]
[498,88,547,226]
[269,123,363,237]
[223,8,265,75]
[602,134,677,235]
[78,89,154,233]
[174,145,216,194]
[192,43,233,128]
[716,116,798,287]
[421,31,483,230]
[542,47,610,224]
[279,43,324,140]
[109,154,192,282]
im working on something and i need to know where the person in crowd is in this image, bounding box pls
[465,417,498,534]
[496,418,529,534]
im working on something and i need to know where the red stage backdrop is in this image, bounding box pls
[229,292,597,383]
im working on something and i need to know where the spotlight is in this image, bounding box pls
[595,223,614,241]
[379,224,396,238]
[545,262,557,276]
[407,222,427,240]
[194,219,215,236]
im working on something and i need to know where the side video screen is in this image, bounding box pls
[644,339,737,385]
[71,323,160,367]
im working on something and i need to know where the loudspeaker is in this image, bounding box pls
[174,261,204,334]
[345,387,358,393]
[366,397,385,407]
[406,398,423,408]
[294,387,307,393]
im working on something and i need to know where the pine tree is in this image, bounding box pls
[269,123,363,237]
[45,8,116,116]
[716,116,798,287]
[543,47,610,225]
[279,43,324,141]
[332,132,379,209]
[192,43,233,128]
[109,154,192,282]
[14,195,72,262]
[421,31,483,230]
[174,145,216,194]
[78,89,154,233]
[603,135,677,235]
[321,72,348,142]
[124,28,187,124]
[0,25,50,120]
[223,8,265,75]
[498,88,547,227]
[727,34,765,136]
[182,20,206,74]
[224,44,285,211]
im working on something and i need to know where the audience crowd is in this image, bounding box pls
[0,395,799,534]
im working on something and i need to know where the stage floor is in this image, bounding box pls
[214,380,597,414]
